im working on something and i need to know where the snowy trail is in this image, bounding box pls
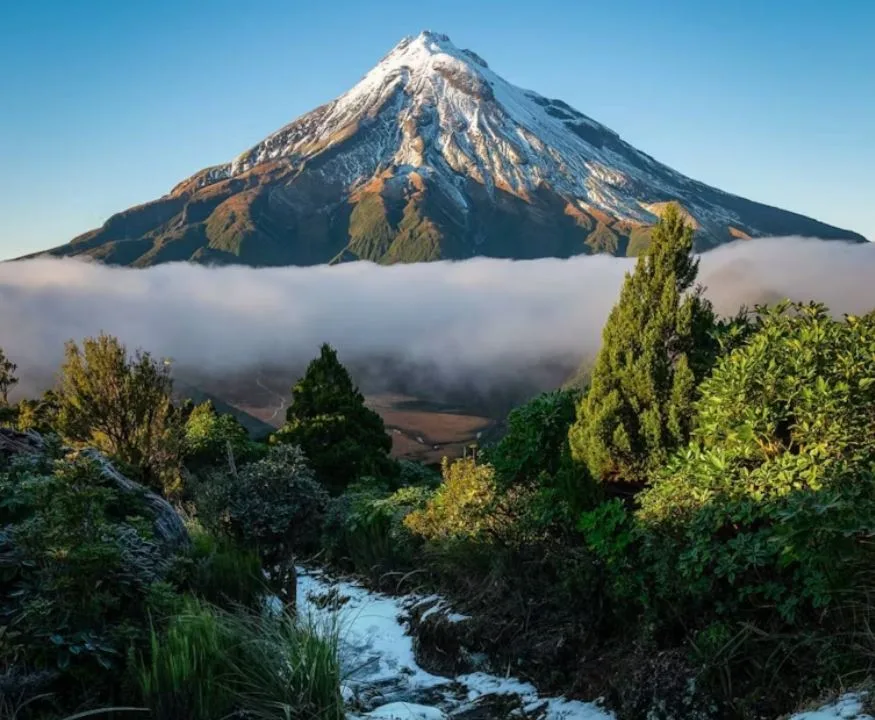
[296,567,612,720]
[295,568,874,720]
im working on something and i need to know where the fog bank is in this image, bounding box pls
[1,237,873,400]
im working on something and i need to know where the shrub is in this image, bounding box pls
[397,458,441,489]
[182,400,254,472]
[53,333,183,494]
[405,458,497,542]
[0,454,176,705]
[323,479,431,576]
[487,389,581,491]
[636,303,875,622]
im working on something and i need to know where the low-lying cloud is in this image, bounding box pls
[1,237,873,404]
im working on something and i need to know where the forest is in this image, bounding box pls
[3,205,875,720]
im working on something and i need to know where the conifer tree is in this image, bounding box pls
[568,204,716,485]
[275,343,393,494]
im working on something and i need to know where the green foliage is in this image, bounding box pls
[182,400,254,471]
[15,391,60,434]
[488,389,580,490]
[0,454,172,705]
[197,444,328,566]
[569,203,717,484]
[397,458,441,489]
[0,348,18,406]
[636,303,875,622]
[172,526,264,610]
[54,333,183,494]
[137,598,234,720]
[405,458,497,542]
[137,597,343,720]
[275,344,394,494]
[323,479,431,576]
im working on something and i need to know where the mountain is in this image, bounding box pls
[29,32,865,267]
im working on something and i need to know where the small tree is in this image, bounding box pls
[55,333,182,492]
[569,204,716,485]
[183,400,253,471]
[0,348,18,406]
[274,344,394,494]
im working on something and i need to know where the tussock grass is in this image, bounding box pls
[137,596,344,720]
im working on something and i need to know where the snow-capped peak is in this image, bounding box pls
[199,33,756,234]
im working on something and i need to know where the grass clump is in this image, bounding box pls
[137,597,344,720]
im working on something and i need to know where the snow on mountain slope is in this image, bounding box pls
[198,32,722,228]
[33,31,866,268]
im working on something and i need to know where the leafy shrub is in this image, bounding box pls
[226,444,327,559]
[54,333,183,494]
[405,458,497,542]
[397,458,441,489]
[192,444,327,576]
[636,303,875,622]
[487,388,580,490]
[323,479,431,576]
[0,454,175,705]
[182,400,255,472]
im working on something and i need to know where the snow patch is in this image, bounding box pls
[789,693,873,720]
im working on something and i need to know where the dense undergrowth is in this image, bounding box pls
[2,204,874,719]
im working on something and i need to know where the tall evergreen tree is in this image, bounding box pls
[274,343,394,494]
[568,204,716,485]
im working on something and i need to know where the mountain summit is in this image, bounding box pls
[34,31,865,267]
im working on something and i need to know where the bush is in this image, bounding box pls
[0,453,177,706]
[577,303,875,711]
[397,458,441,489]
[323,479,431,577]
[637,303,875,622]
[191,443,328,587]
[182,400,256,472]
[405,458,496,543]
[53,333,183,494]
[487,389,581,491]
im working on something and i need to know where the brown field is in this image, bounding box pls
[221,386,496,465]
[366,393,494,464]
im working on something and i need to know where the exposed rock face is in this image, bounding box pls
[27,31,866,268]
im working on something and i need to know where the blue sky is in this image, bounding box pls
[0,0,872,259]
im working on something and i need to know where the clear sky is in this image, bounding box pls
[0,0,872,259]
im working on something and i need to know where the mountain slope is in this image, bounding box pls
[30,31,866,267]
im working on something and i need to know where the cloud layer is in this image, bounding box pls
[1,237,873,400]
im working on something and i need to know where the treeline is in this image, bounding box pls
[3,204,875,719]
